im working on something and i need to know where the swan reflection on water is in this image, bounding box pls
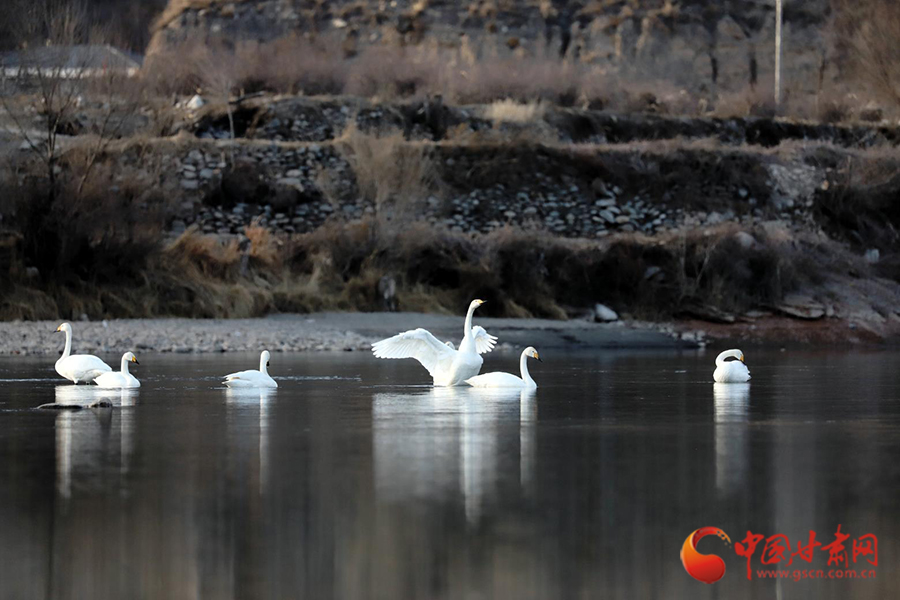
[225,387,276,494]
[373,386,535,524]
[713,382,750,496]
[224,387,276,406]
[54,384,138,407]
[54,387,139,499]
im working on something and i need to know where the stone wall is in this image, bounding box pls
[163,134,820,241]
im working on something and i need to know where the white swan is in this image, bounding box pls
[55,322,112,384]
[713,349,751,383]
[224,350,278,388]
[372,299,497,386]
[94,352,140,389]
[466,346,541,389]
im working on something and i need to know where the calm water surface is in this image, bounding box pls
[0,349,898,599]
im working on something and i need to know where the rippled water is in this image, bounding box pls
[0,349,898,599]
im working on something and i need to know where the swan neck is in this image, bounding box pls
[463,304,476,337]
[716,350,740,367]
[259,355,268,375]
[520,351,534,385]
[62,328,72,359]
[120,356,130,375]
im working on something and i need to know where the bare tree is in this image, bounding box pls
[74,52,144,194]
[200,50,238,142]
[836,0,900,108]
[0,1,91,202]
[0,0,146,280]
[0,0,140,199]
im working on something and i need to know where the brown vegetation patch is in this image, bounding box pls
[337,124,440,212]
[1,196,832,322]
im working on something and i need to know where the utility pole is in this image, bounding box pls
[775,0,782,111]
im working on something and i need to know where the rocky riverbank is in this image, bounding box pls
[6,90,900,342]
[0,313,688,356]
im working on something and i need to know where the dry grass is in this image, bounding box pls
[244,222,282,267]
[483,99,547,123]
[272,218,822,320]
[138,29,892,124]
[141,37,610,107]
[336,123,440,213]
[834,0,900,109]
[0,201,853,322]
[165,227,240,277]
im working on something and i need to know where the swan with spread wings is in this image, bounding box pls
[372,299,497,386]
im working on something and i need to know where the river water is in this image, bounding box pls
[0,349,897,599]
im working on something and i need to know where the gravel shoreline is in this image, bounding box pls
[0,313,684,356]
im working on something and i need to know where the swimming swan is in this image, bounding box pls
[713,349,751,383]
[466,346,541,389]
[372,299,497,386]
[224,350,278,388]
[55,323,112,384]
[94,352,141,388]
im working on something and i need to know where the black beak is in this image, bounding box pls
[537,357,543,363]
[267,362,270,367]
[134,359,140,365]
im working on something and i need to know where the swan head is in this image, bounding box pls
[525,346,542,362]
[261,350,271,368]
[717,349,745,363]
[56,322,72,334]
[469,299,486,311]
[123,352,139,365]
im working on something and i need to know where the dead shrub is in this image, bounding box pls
[713,82,777,118]
[818,99,853,123]
[244,222,281,268]
[835,0,900,108]
[165,227,240,279]
[814,152,900,260]
[4,161,164,286]
[344,46,434,99]
[236,37,348,96]
[337,123,440,213]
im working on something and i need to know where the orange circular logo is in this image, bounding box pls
[681,527,731,584]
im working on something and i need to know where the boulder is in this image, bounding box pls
[594,304,619,322]
[775,294,826,320]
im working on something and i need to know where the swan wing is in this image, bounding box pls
[82,356,112,372]
[372,328,456,377]
[84,366,113,380]
[224,369,264,382]
[466,372,524,388]
[94,372,123,388]
[471,326,498,355]
[224,370,277,388]
[58,355,112,382]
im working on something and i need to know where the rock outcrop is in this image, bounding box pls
[147,0,834,96]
